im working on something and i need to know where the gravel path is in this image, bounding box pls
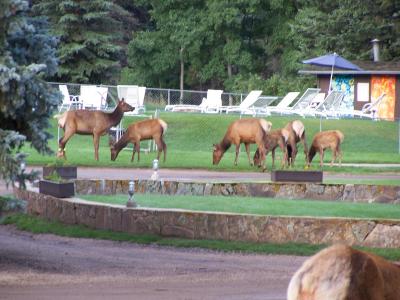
[0,225,305,300]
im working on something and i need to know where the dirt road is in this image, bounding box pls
[0,225,305,300]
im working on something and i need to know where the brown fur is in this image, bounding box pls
[307,130,344,167]
[287,244,400,300]
[253,128,289,168]
[55,99,134,160]
[213,118,271,170]
[110,119,167,162]
[284,120,308,166]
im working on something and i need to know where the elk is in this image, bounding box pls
[284,120,308,167]
[110,118,167,162]
[287,244,400,300]
[212,118,271,170]
[55,99,134,160]
[253,128,289,169]
[307,130,344,167]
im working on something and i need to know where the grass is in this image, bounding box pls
[3,213,400,261]
[22,113,400,173]
[79,194,400,220]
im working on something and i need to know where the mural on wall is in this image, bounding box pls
[371,76,395,120]
[331,75,354,110]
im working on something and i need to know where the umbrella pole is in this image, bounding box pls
[328,64,334,92]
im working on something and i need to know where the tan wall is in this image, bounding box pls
[14,188,400,249]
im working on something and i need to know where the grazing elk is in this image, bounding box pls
[287,244,400,300]
[110,119,167,162]
[284,120,308,167]
[55,99,134,160]
[307,130,344,167]
[253,128,289,169]
[212,118,271,170]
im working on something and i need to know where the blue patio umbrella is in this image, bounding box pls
[302,53,363,91]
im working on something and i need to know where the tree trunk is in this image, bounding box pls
[227,63,233,106]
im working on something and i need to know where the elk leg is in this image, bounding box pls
[271,149,275,169]
[291,144,298,166]
[331,146,338,167]
[319,148,324,167]
[234,144,240,166]
[135,142,141,162]
[337,146,342,167]
[256,143,266,171]
[131,143,136,162]
[93,133,100,161]
[155,138,163,161]
[58,129,75,159]
[244,143,253,166]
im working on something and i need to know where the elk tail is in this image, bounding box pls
[337,130,345,144]
[54,112,67,129]
[159,119,168,135]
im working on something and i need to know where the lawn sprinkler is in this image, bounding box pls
[151,159,159,180]
[126,180,137,208]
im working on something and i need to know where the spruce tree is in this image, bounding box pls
[0,0,60,186]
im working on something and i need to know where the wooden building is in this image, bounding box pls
[299,61,400,120]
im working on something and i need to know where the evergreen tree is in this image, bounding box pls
[33,0,127,84]
[0,0,60,185]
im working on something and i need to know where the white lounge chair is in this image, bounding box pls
[165,89,223,113]
[58,84,82,111]
[221,90,263,114]
[312,91,345,119]
[268,88,321,115]
[294,92,326,117]
[117,85,146,114]
[351,93,386,119]
[80,85,108,110]
[259,92,299,115]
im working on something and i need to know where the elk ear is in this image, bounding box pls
[213,144,217,151]
[120,98,125,103]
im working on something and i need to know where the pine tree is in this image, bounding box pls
[33,0,127,84]
[0,0,60,186]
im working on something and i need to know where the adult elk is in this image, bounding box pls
[284,120,308,166]
[212,118,271,170]
[253,128,289,169]
[307,130,344,167]
[55,99,134,160]
[287,244,400,300]
[110,119,167,162]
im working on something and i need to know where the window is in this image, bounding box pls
[357,82,370,102]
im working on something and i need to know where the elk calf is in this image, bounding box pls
[110,119,167,162]
[212,118,271,171]
[287,244,400,300]
[55,99,134,160]
[253,128,289,169]
[307,130,344,167]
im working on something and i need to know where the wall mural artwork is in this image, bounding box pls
[331,76,354,110]
[371,76,395,120]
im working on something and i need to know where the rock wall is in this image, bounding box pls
[75,179,400,204]
[14,188,400,248]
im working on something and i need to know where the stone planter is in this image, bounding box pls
[39,180,75,198]
[271,170,323,183]
[43,166,77,180]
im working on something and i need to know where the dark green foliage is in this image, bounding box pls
[0,0,60,185]
[33,0,131,84]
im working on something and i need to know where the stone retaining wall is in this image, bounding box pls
[75,179,400,204]
[15,188,400,248]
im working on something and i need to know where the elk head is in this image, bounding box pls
[118,98,135,112]
[212,144,223,165]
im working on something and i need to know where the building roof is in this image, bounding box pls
[299,60,400,75]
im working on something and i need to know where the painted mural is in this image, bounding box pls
[371,76,395,120]
[331,75,354,110]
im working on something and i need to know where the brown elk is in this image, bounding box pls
[287,244,400,300]
[212,118,271,170]
[307,130,344,167]
[284,120,308,166]
[253,128,289,169]
[55,99,134,160]
[110,119,167,162]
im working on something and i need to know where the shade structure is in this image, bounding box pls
[302,53,362,91]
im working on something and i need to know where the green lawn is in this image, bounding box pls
[79,194,400,220]
[23,112,400,172]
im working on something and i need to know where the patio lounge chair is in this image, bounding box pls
[351,93,386,119]
[312,91,345,119]
[268,88,321,115]
[58,85,82,111]
[80,85,108,110]
[165,89,223,113]
[221,90,263,114]
[117,85,146,114]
